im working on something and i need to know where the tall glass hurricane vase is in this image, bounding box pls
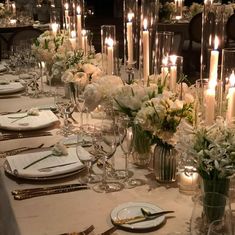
[123,0,139,83]
[139,0,159,84]
[200,0,226,80]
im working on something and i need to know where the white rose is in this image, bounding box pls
[82,63,99,74]
[61,70,74,83]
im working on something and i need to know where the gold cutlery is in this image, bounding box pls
[13,185,90,200]
[0,131,52,141]
[0,109,22,115]
[0,144,44,158]
[59,224,95,235]
[12,183,87,195]
[100,226,118,235]
[113,210,175,225]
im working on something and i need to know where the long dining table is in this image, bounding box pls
[0,72,234,235]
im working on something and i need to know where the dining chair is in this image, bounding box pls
[188,13,202,52]
[8,28,43,52]
[226,13,235,47]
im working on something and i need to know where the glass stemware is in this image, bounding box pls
[76,124,102,184]
[92,122,124,193]
[54,85,75,136]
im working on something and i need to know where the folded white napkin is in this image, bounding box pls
[6,147,85,178]
[0,110,58,131]
[0,82,24,94]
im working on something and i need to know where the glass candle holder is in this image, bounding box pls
[50,9,60,36]
[166,55,183,93]
[154,31,174,75]
[178,166,199,195]
[174,0,184,21]
[75,0,85,48]
[200,0,227,80]
[101,25,116,75]
[123,0,139,70]
[220,48,235,125]
[139,0,159,84]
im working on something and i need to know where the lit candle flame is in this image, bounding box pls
[81,29,86,36]
[143,19,148,30]
[170,55,177,65]
[70,30,76,38]
[77,6,81,14]
[214,35,219,50]
[230,71,235,87]
[162,57,168,66]
[106,37,114,47]
[127,12,134,22]
[64,3,69,10]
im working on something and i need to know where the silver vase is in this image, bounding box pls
[153,144,177,183]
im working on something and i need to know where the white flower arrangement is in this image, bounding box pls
[84,75,123,111]
[175,118,235,179]
[31,30,72,65]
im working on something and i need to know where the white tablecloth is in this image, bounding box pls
[0,73,233,235]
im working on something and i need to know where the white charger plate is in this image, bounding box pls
[0,82,25,95]
[111,202,165,230]
[0,110,59,131]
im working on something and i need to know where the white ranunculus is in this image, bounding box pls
[84,83,102,111]
[73,72,89,87]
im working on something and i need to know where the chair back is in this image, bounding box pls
[226,13,235,45]
[189,13,202,44]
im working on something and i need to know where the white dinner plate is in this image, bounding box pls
[0,110,59,131]
[111,202,165,230]
[0,82,25,95]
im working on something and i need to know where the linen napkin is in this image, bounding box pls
[0,110,58,131]
[6,147,85,178]
[0,82,24,94]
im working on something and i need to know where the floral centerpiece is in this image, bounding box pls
[176,119,235,195]
[32,30,72,64]
[113,77,194,172]
[159,1,175,22]
[0,3,11,18]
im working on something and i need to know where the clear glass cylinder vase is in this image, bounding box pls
[200,0,227,80]
[139,0,159,84]
[153,143,177,183]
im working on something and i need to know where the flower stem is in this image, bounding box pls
[23,154,52,169]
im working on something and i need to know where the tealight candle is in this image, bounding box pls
[178,166,199,195]
[142,19,149,84]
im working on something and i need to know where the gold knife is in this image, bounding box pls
[14,186,89,200]
[113,211,174,224]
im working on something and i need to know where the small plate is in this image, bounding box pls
[111,202,165,230]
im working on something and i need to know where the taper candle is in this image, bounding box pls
[143,19,149,84]
[170,55,177,92]
[76,6,82,48]
[106,38,114,75]
[127,12,134,65]
[205,87,215,125]
[226,71,235,124]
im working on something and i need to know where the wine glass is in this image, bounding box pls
[118,117,145,188]
[207,219,233,235]
[92,121,124,193]
[76,124,102,184]
[54,85,75,136]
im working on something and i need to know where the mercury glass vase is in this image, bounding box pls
[153,143,177,183]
